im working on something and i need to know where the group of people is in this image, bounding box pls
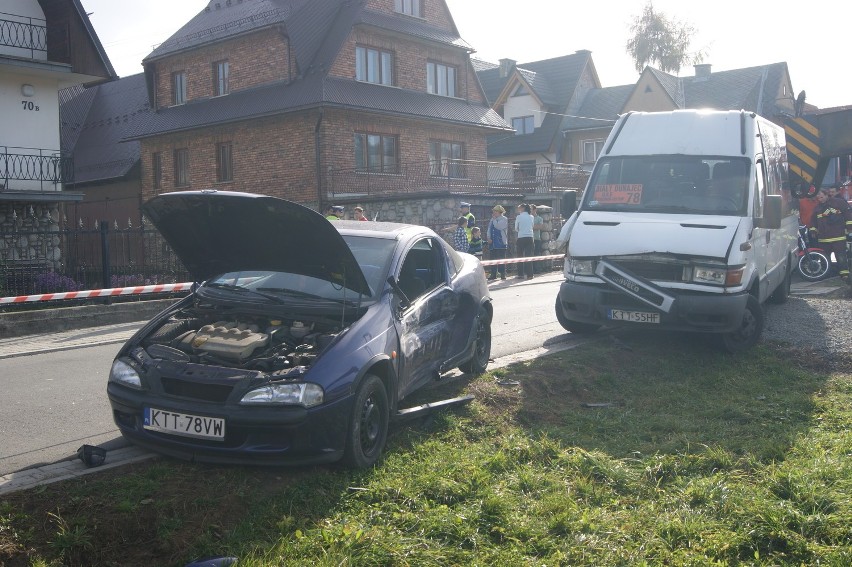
[324,204,368,221]
[800,184,852,282]
[451,201,544,282]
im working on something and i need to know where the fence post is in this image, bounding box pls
[99,220,111,289]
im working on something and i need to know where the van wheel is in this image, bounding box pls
[720,295,764,353]
[555,296,600,334]
[342,374,389,469]
[768,260,791,304]
[459,307,491,375]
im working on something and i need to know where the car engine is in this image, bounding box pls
[141,307,343,372]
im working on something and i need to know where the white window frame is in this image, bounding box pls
[395,0,422,17]
[427,62,457,97]
[356,46,393,86]
[512,115,534,135]
[172,71,187,105]
[583,139,605,163]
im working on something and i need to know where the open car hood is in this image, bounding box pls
[142,191,371,296]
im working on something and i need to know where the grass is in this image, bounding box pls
[1,331,851,566]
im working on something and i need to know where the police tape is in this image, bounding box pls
[480,253,565,266]
[0,255,567,304]
[0,283,194,304]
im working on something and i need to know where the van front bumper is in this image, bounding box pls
[558,280,749,334]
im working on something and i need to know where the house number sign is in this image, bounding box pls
[21,100,41,111]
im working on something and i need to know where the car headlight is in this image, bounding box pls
[240,383,324,407]
[565,258,596,276]
[109,359,142,389]
[692,266,745,286]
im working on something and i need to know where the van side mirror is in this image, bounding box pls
[756,194,782,229]
[561,190,578,217]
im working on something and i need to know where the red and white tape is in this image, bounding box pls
[480,253,564,266]
[0,282,193,304]
[0,255,566,304]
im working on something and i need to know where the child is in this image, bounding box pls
[452,216,469,252]
[467,226,483,258]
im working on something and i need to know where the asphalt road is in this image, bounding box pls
[0,274,569,476]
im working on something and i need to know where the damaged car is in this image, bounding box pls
[107,190,492,468]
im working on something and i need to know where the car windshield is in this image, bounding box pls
[204,235,396,302]
[582,155,751,216]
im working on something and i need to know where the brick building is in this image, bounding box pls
[125,0,510,208]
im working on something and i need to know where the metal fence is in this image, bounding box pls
[327,159,588,198]
[1,146,74,190]
[0,223,190,299]
[0,11,47,56]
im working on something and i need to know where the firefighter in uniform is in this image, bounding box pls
[808,188,852,282]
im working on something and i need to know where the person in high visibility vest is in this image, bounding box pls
[460,202,475,242]
[325,205,344,220]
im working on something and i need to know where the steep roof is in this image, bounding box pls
[130,0,507,140]
[144,0,309,62]
[562,84,634,131]
[479,51,594,158]
[644,63,792,117]
[61,74,149,185]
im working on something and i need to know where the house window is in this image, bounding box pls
[427,62,456,97]
[583,140,605,163]
[356,46,393,85]
[354,133,398,173]
[172,71,187,105]
[174,148,189,187]
[512,115,535,135]
[429,140,464,178]
[152,152,162,190]
[213,60,229,96]
[395,0,422,17]
[216,142,233,182]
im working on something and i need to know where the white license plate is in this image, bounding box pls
[608,309,660,323]
[143,407,225,441]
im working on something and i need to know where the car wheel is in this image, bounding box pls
[459,306,491,375]
[720,294,764,353]
[554,296,600,334]
[768,259,791,304]
[342,374,389,469]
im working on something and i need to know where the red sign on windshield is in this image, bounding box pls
[592,184,643,204]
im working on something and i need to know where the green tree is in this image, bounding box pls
[626,2,704,74]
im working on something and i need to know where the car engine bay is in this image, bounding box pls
[140,306,345,373]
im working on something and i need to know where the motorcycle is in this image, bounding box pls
[796,225,831,281]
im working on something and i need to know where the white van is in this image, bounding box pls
[555,110,798,351]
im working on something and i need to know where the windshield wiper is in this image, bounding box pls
[255,287,325,300]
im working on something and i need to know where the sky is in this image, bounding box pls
[80,0,848,110]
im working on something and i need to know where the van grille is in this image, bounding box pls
[616,261,685,282]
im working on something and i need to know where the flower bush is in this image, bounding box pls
[33,272,84,294]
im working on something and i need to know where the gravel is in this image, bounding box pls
[764,292,851,354]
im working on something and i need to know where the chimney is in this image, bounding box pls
[499,58,516,78]
[694,63,712,78]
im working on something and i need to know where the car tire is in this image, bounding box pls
[459,306,491,375]
[555,296,600,334]
[768,259,791,304]
[342,374,389,469]
[720,294,764,353]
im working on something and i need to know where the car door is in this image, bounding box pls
[395,237,459,398]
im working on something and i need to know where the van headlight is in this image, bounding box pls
[241,383,324,407]
[692,265,745,286]
[565,258,596,277]
[109,359,142,389]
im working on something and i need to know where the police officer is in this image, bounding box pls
[325,205,344,220]
[460,202,475,242]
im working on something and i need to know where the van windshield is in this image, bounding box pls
[582,155,751,216]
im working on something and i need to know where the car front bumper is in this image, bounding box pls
[558,280,749,334]
[108,382,354,466]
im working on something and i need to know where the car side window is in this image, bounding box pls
[398,238,445,301]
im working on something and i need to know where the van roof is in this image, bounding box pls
[604,110,764,157]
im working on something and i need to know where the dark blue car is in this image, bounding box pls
[107,191,492,468]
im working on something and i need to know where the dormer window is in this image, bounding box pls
[395,0,422,17]
[427,62,456,97]
[512,84,530,97]
[356,46,393,86]
[512,116,534,135]
[173,71,187,105]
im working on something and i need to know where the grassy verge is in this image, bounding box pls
[2,333,851,566]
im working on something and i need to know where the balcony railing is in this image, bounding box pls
[327,159,589,198]
[0,12,47,57]
[1,147,74,191]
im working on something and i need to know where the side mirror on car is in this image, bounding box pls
[755,194,782,229]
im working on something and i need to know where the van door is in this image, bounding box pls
[752,158,772,299]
